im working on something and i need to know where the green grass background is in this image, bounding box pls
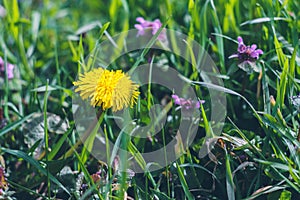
[0,0,300,199]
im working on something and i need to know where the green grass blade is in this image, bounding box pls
[253,159,299,174]
[150,189,174,200]
[209,0,225,74]
[128,141,146,170]
[273,27,287,68]
[245,186,286,200]
[80,117,101,165]
[261,62,271,114]
[7,180,45,198]
[288,46,297,96]
[241,17,290,26]
[70,140,103,200]
[3,0,19,40]
[192,80,263,123]
[48,124,74,160]
[277,58,289,108]
[1,147,70,195]
[43,79,51,198]
[225,148,235,200]
[0,113,35,137]
[176,162,195,200]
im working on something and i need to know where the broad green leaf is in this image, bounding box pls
[22,112,69,157]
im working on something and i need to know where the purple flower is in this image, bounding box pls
[134,17,167,42]
[229,36,263,73]
[0,57,14,79]
[229,36,263,61]
[172,94,205,110]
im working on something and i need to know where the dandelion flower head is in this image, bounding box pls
[73,68,140,112]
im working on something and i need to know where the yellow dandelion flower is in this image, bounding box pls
[73,68,140,112]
